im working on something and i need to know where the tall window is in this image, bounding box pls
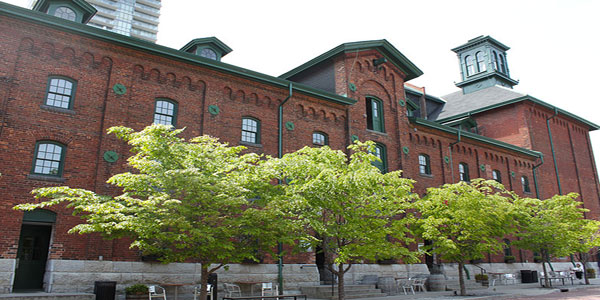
[312,132,328,146]
[459,162,469,182]
[54,6,76,21]
[465,55,475,76]
[521,176,531,193]
[498,54,507,74]
[366,97,384,132]
[503,239,513,256]
[372,143,387,173]
[492,51,499,71]
[492,170,502,183]
[32,141,66,177]
[241,117,260,144]
[154,99,177,126]
[45,77,76,109]
[476,51,486,72]
[418,154,431,175]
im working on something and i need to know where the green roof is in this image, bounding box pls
[279,39,424,81]
[180,37,233,56]
[32,0,97,23]
[0,2,356,106]
[410,117,542,158]
[451,35,510,53]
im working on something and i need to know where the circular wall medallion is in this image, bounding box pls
[112,83,126,95]
[402,146,409,154]
[285,121,295,130]
[444,156,450,164]
[103,150,119,163]
[511,171,516,177]
[208,105,220,115]
[351,135,359,142]
[348,83,357,92]
[480,164,486,171]
[399,100,406,107]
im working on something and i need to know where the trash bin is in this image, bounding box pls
[94,281,116,300]
[208,273,218,300]
[576,271,583,279]
[521,270,533,283]
[531,270,538,283]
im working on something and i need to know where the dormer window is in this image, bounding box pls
[198,48,217,60]
[476,51,486,72]
[465,55,475,76]
[54,6,76,21]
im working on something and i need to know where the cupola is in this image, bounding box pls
[452,36,519,94]
[180,37,232,61]
[32,0,97,24]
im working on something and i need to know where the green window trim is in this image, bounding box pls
[492,169,502,183]
[521,176,531,193]
[418,154,431,175]
[241,117,261,144]
[372,143,388,173]
[154,98,178,126]
[31,141,66,177]
[45,76,77,110]
[366,97,385,133]
[312,131,328,146]
[459,162,470,182]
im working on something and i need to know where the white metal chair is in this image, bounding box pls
[261,283,278,296]
[148,285,167,300]
[397,279,415,295]
[411,278,427,292]
[194,284,213,300]
[223,283,242,297]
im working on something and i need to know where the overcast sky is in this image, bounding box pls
[5,0,600,174]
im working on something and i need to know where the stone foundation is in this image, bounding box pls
[0,259,15,294]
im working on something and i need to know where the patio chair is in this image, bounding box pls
[261,283,278,296]
[397,278,415,295]
[194,284,213,300]
[148,285,167,300]
[411,278,427,292]
[223,283,242,297]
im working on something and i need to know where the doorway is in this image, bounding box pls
[13,224,52,291]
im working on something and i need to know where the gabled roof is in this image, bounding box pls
[437,86,600,130]
[279,39,424,81]
[0,2,356,106]
[180,37,233,56]
[32,0,96,23]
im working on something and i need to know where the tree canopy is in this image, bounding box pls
[264,142,418,300]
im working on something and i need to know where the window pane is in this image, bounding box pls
[313,132,326,145]
[33,143,64,176]
[46,78,74,109]
[154,100,176,126]
[241,118,259,143]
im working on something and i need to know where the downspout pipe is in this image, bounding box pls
[277,82,293,294]
[448,129,462,183]
[546,108,562,195]
[532,154,544,199]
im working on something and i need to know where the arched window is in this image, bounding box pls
[521,176,531,193]
[418,154,431,175]
[372,143,387,173]
[459,162,469,182]
[476,51,486,72]
[465,55,475,76]
[312,132,328,146]
[154,98,177,126]
[45,76,76,109]
[492,51,499,71]
[54,6,76,21]
[498,54,506,74]
[492,170,502,183]
[32,141,66,177]
[366,97,384,132]
[241,117,260,144]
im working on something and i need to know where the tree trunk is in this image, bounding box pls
[199,264,209,300]
[541,258,550,288]
[458,261,466,296]
[580,252,590,285]
[337,263,345,300]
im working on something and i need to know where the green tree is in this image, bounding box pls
[413,179,518,296]
[572,220,600,285]
[15,125,292,300]
[514,193,600,287]
[265,142,418,300]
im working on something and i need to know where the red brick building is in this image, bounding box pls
[0,0,598,294]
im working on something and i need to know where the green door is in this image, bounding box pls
[13,224,52,291]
